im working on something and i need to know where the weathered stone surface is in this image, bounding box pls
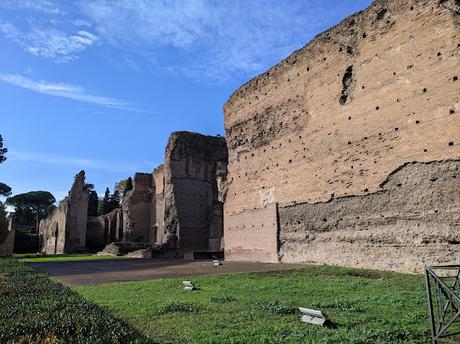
[122,173,153,242]
[39,171,89,254]
[223,0,460,272]
[0,215,15,254]
[151,165,166,246]
[87,209,123,250]
[100,131,228,257]
[158,131,228,255]
[225,203,279,262]
[279,160,460,272]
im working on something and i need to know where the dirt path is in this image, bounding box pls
[27,259,303,285]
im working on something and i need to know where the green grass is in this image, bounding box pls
[74,265,431,344]
[0,256,150,343]
[15,253,128,263]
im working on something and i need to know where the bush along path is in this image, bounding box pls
[0,256,153,343]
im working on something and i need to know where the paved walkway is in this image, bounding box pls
[28,259,303,285]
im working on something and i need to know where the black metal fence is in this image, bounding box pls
[425,265,460,343]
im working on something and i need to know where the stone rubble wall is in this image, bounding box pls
[223,0,460,272]
[279,160,460,272]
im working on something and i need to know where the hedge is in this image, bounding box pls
[0,257,153,343]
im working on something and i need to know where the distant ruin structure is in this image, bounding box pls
[0,215,15,254]
[87,131,228,256]
[223,0,460,272]
[39,171,89,254]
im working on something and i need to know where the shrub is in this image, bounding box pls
[0,257,152,343]
[159,302,200,314]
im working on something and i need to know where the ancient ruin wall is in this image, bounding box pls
[39,171,89,254]
[161,131,228,253]
[40,202,67,254]
[87,209,123,250]
[280,160,460,272]
[122,173,154,242]
[223,0,460,271]
[0,215,15,254]
[151,165,166,245]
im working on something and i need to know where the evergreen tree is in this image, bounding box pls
[84,183,99,217]
[109,190,121,211]
[88,190,99,217]
[6,191,56,231]
[99,188,111,215]
[0,183,11,197]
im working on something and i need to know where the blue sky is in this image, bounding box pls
[0,0,371,202]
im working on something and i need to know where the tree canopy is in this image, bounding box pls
[114,177,133,196]
[6,191,56,228]
[86,184,99,217]
[0,183,12,197]
[98,188,121,215]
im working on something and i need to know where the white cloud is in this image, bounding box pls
[8,150,142,173]
[0,21,97,62]
[26,29,98,60]
[0,73,151,113]
[0,0,368,83]
[78,0,336,82]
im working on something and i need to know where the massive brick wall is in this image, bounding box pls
[223,0,460,271]
[225,203,279,262]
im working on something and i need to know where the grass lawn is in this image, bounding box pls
[15,253,128,263]
[74,265,431,344]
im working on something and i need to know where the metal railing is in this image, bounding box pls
[425,265,460,343]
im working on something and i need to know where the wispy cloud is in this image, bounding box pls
[78,0,338,83]
[0,20,97,62]
[8,150,143,173]
[0,73,151,113]
[0,0,368,83]
[25,29,98,60]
